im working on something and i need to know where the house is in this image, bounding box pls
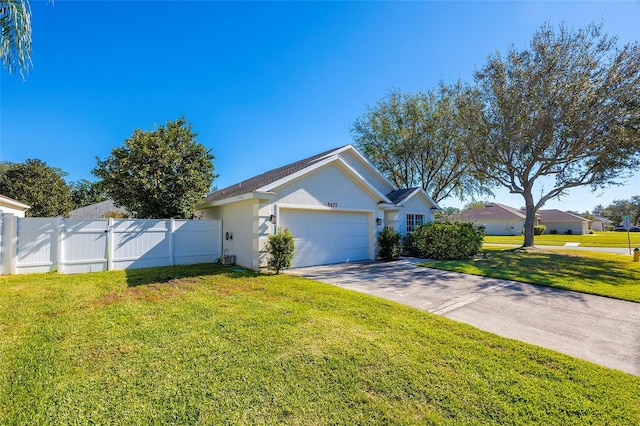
[196,145,440,270]
[69,199,128,219]
[454,203,590,235]
[454,203,525,236]
[588,215,613,231]
[536,209,589,235]
[0,194,30,217]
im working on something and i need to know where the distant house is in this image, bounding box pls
[0,194,30,217]
[536,210,589,235]
[588,215,613,231]
[68,199,128,219]
[454,203,526,236]
[454,203,589,235]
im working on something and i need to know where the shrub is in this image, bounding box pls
[533,225,546,235]
[377,227,402,260]
[589,229,594,234]
[565,229,573,235]
[550,229,558,234]
[604,225,615,232]
[264,227,295,274]
[408,222,485,260]
[402,231,420,256]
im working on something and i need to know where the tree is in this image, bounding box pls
[352,85,489,203]
[460,23,640,247]
[0,159,73,217]
[596,196,640,225]
[93,116,217,219]
[68,179,108,210]
[463,200,489,211]
[0,0,32,77]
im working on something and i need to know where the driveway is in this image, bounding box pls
[289,259,640,376]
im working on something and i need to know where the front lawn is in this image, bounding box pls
[484,231,640,247]
[422,248,640,302]
[1,264,638,424]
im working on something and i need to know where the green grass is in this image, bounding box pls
[422,248,640,302]
[484,231,640,247]
[1,264,639,424]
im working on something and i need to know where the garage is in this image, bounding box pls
[279,209,371,268]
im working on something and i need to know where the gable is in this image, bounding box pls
[270,161,385,210]
[199,144,396,208]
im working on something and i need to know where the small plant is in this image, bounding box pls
[550,229,558,234]
[533,225,547,235]
[377,227,402,260]
[589,230,594,234]
[264,227,295,274]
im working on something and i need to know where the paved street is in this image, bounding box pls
[290,259,640,376]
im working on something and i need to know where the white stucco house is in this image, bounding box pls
[0,194,30,217]
[454,203,526,236]
[196,145,440,270]
[454,203,589,235]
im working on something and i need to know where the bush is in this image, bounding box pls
[565,229,573,235]
[589,229,594,234]
[402,231,420,256]
[264,227,295,274]
[377,227,402,260]
[533,225,546,235]
[550,229,558,234]
[406,222,485,260]
[605,225,615,232]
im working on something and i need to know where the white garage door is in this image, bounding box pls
[279,209,371,268]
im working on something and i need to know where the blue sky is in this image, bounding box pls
[1,1,639,213]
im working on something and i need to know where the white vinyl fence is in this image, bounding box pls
[0,214,222,275]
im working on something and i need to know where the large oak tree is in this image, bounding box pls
[93,116,217,219]
[460,23,640,247]
[352,84,488,203]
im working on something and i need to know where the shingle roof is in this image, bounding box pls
[69,199,128,219]
[202,145,349,204]
[536,209,589,222]
[457,203,527,220]
[386,188,419,204]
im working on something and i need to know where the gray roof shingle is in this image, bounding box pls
[202,145,348,204]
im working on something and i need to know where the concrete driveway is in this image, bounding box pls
[289,259,640,376]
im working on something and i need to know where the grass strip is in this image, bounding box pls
[421,248,640,302]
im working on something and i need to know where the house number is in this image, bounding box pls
[327,202,338,208]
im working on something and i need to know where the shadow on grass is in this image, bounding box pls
[124,263,261,288]
[421,248,640,301]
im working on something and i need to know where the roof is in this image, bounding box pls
[69,199,128,219]
[590,215,613,223]
[536,209,589,222]
[203,145,348,204]
[386,188,420,204]
[457,203,526,220]
[0,194,30,210]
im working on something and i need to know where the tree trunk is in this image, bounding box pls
[522,192,536,248]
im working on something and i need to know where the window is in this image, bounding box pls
[406,214,425,233]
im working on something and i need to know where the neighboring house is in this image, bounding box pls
[0,194,30,217]
[454,203,590,235]
[536,209,590,235]
[68,199,128,219]
[588,215,613,231]
[196,145,440,270]
[454,203,526,236]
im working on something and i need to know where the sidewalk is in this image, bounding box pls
[484,243,634,255]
